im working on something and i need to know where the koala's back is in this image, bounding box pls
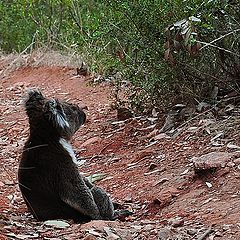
[18,140,89,221]
[18,90,118,222]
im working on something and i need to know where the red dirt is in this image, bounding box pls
[0,66,239,239]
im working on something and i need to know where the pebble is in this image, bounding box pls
[187,228,197,235]
[170,218,184,228]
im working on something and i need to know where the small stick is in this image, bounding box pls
[197,225,213,240]
[98,142,113,155]
[23,144,48,151]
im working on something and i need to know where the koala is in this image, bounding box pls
[18,89,117,221]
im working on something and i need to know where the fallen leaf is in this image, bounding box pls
[227,143,240,149]
[103,227,120,240]
[85,229,102,237]
[180,169,189,175]
[6,233,39,239]
[144,169,162,176]
[154,133,170,140]
[86,173,107,183]
[211,132,224,142]
[43,220,70,229]
[205,182,213,188]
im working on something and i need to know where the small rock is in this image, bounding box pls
[104,227,121,240]
[133,150,154,162]
[170,218,184,228]
[180,169,189,175]
[222,224,231,231]
[124,196,133,203]
[155,178,169,185]
[150,187,180,209]
[226,162,235,167]
[85,229,102,237]
[187,228,197,235]
[233,158,240,164]
[144,224,154,231]
[131,225,142,230]
[4,180,14,185]
[227,143,240,149]
[190,152,240,171]
[83,235,97,240]
[217,167,230,177]
[149,163,158,170]
[158,227,174,240]
[215,231,223,237]
[117,107,133,120]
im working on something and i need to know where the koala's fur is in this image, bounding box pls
[18,90,116,221]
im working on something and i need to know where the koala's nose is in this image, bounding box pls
[79,110,86,125]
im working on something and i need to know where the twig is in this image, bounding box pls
[23,144,48,152]
[89,154,104,161]
[98,142,113,155]
[197,225,213,240]
[1,41,36,77]
[200,29,240,50]
[2,165,16,184]
[176,107,215,131]
[29,30,39,55]
[177,60,227,83]
[18,182,31,191]
[197,39,240,57]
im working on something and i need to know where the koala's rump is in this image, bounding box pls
[20,182,83,221]
[18,144,89,221]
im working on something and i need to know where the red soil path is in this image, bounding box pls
[0,66,239,239]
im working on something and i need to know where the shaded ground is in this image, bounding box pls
[0,65,239,239]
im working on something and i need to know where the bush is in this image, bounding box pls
[0,0,239,112]
[100,0,240,111]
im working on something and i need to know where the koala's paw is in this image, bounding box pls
[113,209,133,221]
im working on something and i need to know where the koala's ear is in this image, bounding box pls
[24,89,45,113]
[44,99,70,130]
[25,89,44,104]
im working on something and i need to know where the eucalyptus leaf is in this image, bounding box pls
[44,220,70,229]
[86,173,107,183]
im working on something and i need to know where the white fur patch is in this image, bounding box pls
[59,138,78,164]
[55,113,70,129]
[51,99,70,129]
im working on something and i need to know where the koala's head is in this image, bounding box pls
[24,89,86,140]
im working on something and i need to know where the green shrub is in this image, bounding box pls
[0,0,239,112]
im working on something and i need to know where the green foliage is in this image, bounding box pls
[0,0,239,111]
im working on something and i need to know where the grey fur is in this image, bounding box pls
[18,90,115,221]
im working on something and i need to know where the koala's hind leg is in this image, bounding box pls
[60,177,102,220]
[83,177,131,220]
[83,177,115,220]
[90,186,115,220]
